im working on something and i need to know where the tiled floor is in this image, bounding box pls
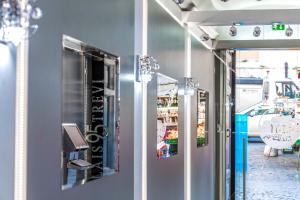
[244,143,300,200]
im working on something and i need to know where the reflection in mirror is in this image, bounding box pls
[197,89,209,147]
[157,73,179,159]
[61,35,120,190]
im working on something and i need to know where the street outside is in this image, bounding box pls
[245,143,300,200]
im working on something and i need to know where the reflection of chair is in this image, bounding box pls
[62,123,92,170]
[295,140,300,170]
[62,123,89,152]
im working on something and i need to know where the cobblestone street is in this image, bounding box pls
[245,143,300,200]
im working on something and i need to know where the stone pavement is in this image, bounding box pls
[244,143,300,200]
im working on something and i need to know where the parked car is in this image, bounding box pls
[238,103,281,138]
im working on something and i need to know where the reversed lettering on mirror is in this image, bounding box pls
[157,73,179,159]
[61,35,120,190]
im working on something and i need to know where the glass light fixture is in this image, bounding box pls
[137,55,160,83]
[178,77,199,96]
[0,0,42,46]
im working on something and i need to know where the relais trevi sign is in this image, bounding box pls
[260,116,300,149]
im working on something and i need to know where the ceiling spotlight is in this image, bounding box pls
[253,26,261,37]
[286,26,293,37]
[173,0,184,4]
[200,33,210,41]
[229,25,237,37]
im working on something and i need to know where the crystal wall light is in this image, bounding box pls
[179,77,199,96]
[137,55,160,83]
[0,0,42,46]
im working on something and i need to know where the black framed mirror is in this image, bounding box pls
[197,89,209,147]
[61,35,120,190]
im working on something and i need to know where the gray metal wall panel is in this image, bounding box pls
[147,1,185,200]
[27,0,135,200]
[0,44,16,200]
[191,37,215,200]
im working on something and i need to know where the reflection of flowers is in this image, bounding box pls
[157,120,166,142]
[197,123,205,138]
[164,128,178,139]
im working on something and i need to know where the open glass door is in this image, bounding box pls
[215,50,238,200]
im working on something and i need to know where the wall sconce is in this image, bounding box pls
[136,55,160,83]
[0,0,42,46]
[179,77,199,96]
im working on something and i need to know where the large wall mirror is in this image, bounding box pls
[197,89,209,147]
[157,73,179,159]
[61,35,120,190]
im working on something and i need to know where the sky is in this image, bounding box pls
[236,50,300,84]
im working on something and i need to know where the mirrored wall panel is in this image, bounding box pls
[197,89,209,147]
[157,73,179,159]
[61,35,120,190]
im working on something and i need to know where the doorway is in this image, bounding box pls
[233,49,300,200]
[215,49,236,200]
[215,49,300,200]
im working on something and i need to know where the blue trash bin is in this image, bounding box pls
[235,114,248,172]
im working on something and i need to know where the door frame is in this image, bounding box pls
[214,49,236,200]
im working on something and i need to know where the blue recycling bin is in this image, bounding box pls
[235,114,248,172]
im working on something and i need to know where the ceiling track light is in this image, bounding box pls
[229,25,237,37]
[0,0,43,46]
[286,26,293,37]
[200,33,210,42]
[253,26,261,37]
[173,0,184,4]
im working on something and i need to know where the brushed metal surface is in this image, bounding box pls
[0,44,16,200]
[27,0,135,199]
[190,37,216,200]
[147,1,185,200]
